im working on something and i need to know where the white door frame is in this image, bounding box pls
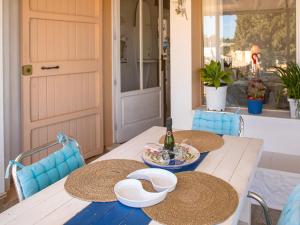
[0,0,6,197]
[113,0,164,143]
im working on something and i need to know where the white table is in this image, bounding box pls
[0,126,263,225]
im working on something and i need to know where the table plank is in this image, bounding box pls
[6,191,73,225]
[196,136,237,174]
[224,138,263,225]
[230,139,263,195]
[212,137,250,181]
[35,199,90,225]
[0,126,263,225]
[0,177,67,224]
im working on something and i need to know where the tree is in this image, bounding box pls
[233,9,296,69]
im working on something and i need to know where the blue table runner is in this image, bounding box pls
[64,201,151,225]
[65,152,209,225]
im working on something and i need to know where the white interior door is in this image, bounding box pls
[114,0,164,143]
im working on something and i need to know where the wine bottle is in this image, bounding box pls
[164,117,175,159]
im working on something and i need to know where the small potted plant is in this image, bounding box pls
[275,63,300,119]
[247,79,266,114]
[199,60,233,111]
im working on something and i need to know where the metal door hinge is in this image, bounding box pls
[22,65,33,76]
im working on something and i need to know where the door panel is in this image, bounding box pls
[142,0,159,89]
[30,19,96,61]
[120,0,140,93]
[122,90,161,125]
[30,73,97,120]
[22,0,103,160]
[29,0,97,17]
[30,114,99,162]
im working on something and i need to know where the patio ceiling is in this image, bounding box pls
[223,0,296,14]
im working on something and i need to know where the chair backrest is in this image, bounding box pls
[192,110,242,136]
[6,133,85,201]
[277,184,300,225]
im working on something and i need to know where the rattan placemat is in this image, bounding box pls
[64,159,147,202]
[143,171,239,225]
[159,130,224,153]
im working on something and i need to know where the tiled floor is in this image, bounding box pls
[0,185,18,213]
[252,204,281,225]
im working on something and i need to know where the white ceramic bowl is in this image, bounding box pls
[114,179,168,208]
[127,168,177,192]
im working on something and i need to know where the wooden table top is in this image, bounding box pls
[0,126,263,225]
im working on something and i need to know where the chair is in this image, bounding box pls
[192,110,243,136]
[248,185,300,225]
[5,133,85,201]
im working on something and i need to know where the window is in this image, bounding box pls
[203,0,296,110]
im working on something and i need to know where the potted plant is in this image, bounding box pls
[275,63,300,119]
[247,79,266,114]
[199,60,233,111]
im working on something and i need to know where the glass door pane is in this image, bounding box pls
[142,0,160,89]
[120,0,141,92]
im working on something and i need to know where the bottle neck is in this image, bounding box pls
[167,126,173,135]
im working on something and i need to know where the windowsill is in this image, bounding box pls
[196,105,296,120]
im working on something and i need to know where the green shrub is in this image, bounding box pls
[275,62,300,99]
[199,60,233,88]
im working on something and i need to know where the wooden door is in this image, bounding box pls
[21,0,103,160]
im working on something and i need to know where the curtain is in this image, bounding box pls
[202,0,223,63]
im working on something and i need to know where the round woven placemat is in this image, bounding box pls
[143,172,238,225]
[159,130,224,153]
[64,159,147,202]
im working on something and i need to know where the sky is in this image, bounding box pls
[222,15,237,39]
[204,15,237,39]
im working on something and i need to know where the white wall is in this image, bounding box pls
[0,0,21,193]
[243,115,300,155]
[3,0,21,164]
[0,0,6,196]
[170,1,300,156]
[170,0,194,129]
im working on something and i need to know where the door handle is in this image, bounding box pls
[41,65,60,70]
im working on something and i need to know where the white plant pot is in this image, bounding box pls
[288,98,300,119]
[205,85,228,111]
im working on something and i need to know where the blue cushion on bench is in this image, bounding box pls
[16,135,84,199]
[277,185,300,225]
[192,110,241,136]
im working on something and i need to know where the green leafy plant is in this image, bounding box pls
[275,62,300,100]
[199,60,233,88]
[247,79,266,100]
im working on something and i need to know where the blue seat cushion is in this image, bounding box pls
[16,138,84,199]
[192,110,241,136]
[277,185,300,225]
